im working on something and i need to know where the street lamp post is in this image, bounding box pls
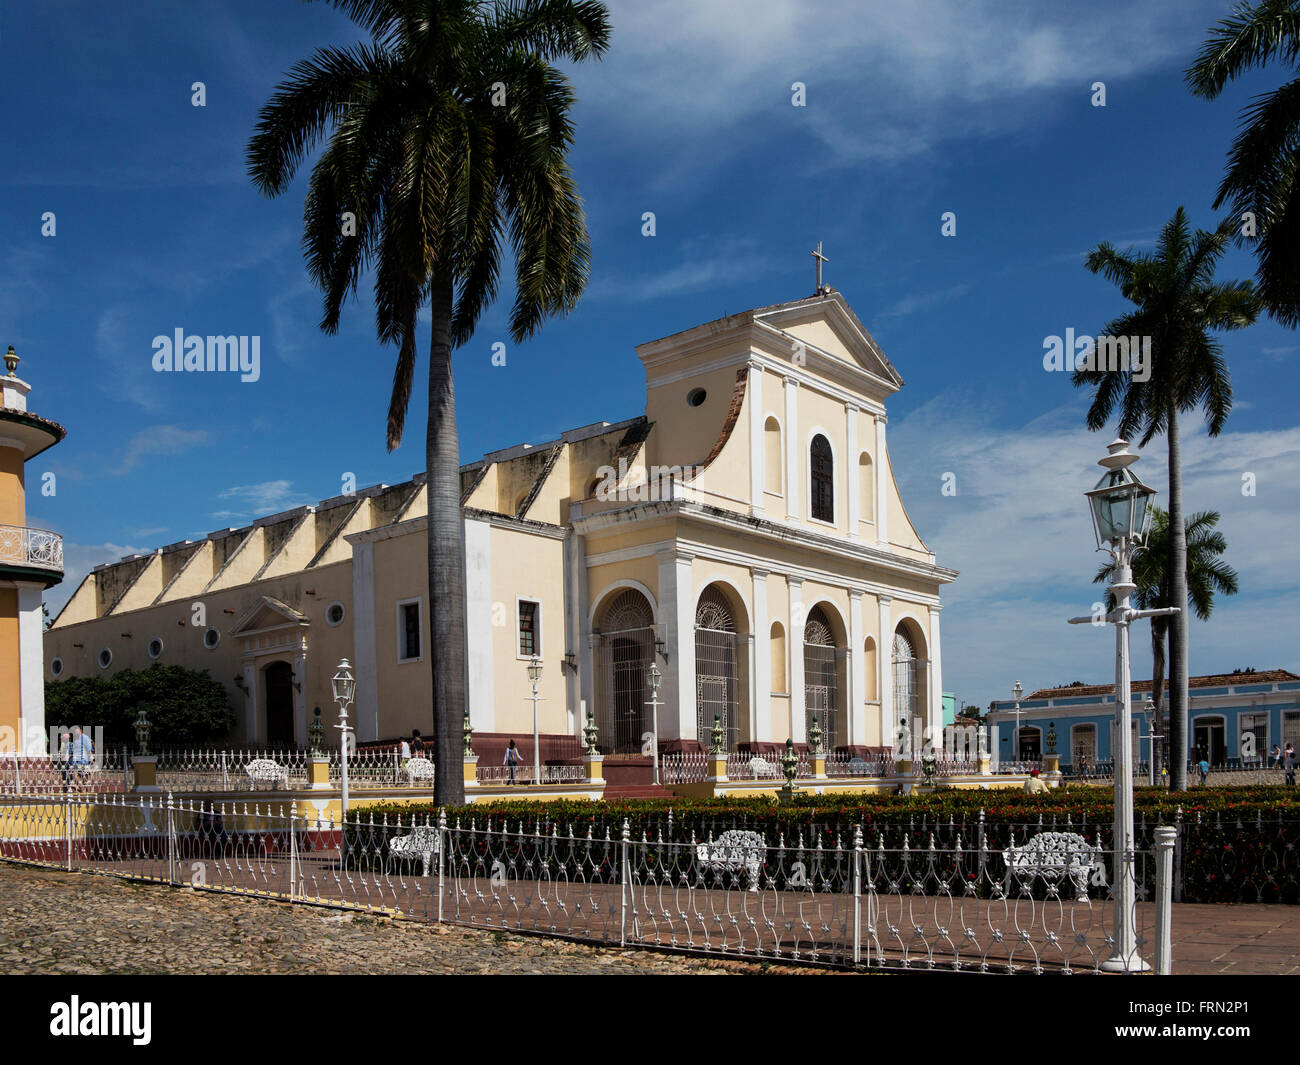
[332,658,356,821]
[647,662,662,786]
[1068,439,1179,973]
[1011,680,1024,766]
[527,656,542,786]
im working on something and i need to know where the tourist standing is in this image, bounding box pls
[1286,744,1296,787]
[1198,757,1210,786]
[504,739,522,784]
[410,729,424,756]
[68,726,94,777]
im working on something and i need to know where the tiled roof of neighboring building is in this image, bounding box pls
[1022,670,1300,702]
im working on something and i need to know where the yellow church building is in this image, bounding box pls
[1,346,66,752]
[46,289,956,760]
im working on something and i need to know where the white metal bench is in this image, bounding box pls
[245,759,289,790]
[404,756,436,784]
[388,825,441,876]
[1006,831,1102,898]
[749,757,780,779]
[695,829,766,892]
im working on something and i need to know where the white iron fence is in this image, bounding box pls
[0,795,1175,974]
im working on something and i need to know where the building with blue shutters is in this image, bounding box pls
[986,670,1300,772]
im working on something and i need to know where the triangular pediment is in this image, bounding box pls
[754,293,904,391]
[230,595,309,636]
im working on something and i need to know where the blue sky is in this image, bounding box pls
[6,0,1298,710]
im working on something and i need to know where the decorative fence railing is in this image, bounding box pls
[475,765,586,785]
[0,795,1173,974]
[0,523,63,572]
[1,753,131,796]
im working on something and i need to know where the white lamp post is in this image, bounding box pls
[647,662,662,786]
[332,658,356,820]
[1011,680,1024,765]
[1069,439,1178,973]
[527,656,542,786]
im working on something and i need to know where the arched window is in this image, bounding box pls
[859,453,873,523]
[1071,723,1097,772]
[695,587,740,750]
[804,606,842,750]
[862,635,877,701]
[593,589,655,755]
[892,631,917,732]
[764,417,782,495]
[810,434,833,522]
[769,621,786,693]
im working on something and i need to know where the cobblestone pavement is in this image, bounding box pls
[0,864,844,976]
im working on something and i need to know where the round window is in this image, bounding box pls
[326,601,346,627]
[148,637,164,659]
[203,627,220,650]
[686,388,707,407]
[97,648,112,669]
[51,657,64,677]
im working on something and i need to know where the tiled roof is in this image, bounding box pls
[1022,670,1299,702]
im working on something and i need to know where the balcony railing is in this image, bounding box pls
[0,524,63,573]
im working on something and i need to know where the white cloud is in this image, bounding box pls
[889,393,1300,710]
[586,235,779,301]
[215,479,311,519]
[572,0,1225,181]
[117,426,210,473]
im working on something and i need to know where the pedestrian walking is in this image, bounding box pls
[1286,744,1296,787]
[410,729,424,755]
[1271,744,1282,770]
[1198,757,1210,786]
[504,739,522,784]
[399,737,411,767]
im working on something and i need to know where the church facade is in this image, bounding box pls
[46,290,956,757]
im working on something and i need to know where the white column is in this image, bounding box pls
[784,377,800,522]
[875,414,889,547]
[16,583,44,745]
[464,517,495,732]
[846,404,860,539]
[928,606,944,746]
[564,528,585,737]
[878,595,894,748]
[752,569,770,742]
[747,361,765,518]
[351,539,380,742]
[578,535,595,744]
[657,548,696,743]
[848,589,866,747]
[788,577,805,743]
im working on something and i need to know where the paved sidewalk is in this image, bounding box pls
[2,862,1295,975]
[0,864,836,976]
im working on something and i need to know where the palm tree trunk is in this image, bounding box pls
[1151,617,1166,786]
[1167,401,1189,790]
[427,274,467,806]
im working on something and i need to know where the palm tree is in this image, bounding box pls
[1186,0,1300,326]
[1073,206,1258,789]
[1094,508,1239,785]
[247,0,611,804]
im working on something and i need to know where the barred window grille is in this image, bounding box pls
[803,606,842,750]
[594,591,655,755]
[892,631,925,742]
[1071,723,1097,768]
[695,588,742,751]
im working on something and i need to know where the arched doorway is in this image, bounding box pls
[694,585,748,750]
[593,589,655,754]
[264,660,295,748]
[803,606,844,750]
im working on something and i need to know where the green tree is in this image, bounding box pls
[1073,206,1258,789]
[246,0,611,803]
[1186,0,1300,327]
[46,665,236,747]
[1094,508,1239,784]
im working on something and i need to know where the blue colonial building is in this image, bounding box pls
[987,670,1300,771]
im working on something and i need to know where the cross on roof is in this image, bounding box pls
[810,242,828,292]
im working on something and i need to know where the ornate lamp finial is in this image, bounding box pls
[4,346,18,376]
[462,707,475,757]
